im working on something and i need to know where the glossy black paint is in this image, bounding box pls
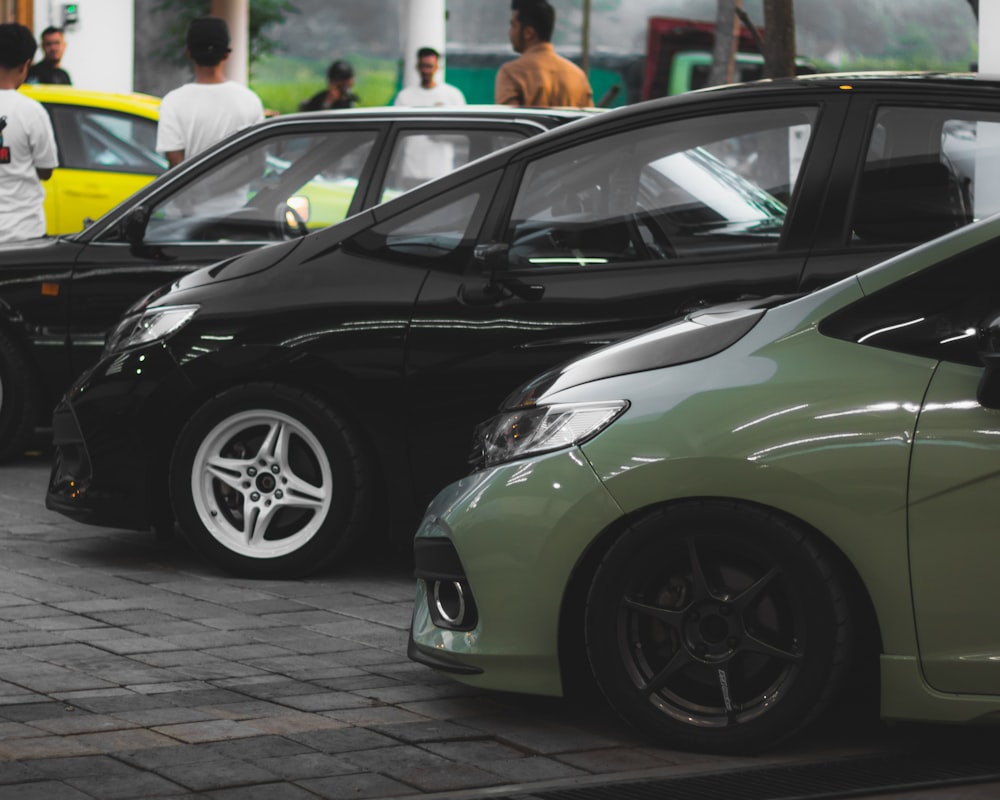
[0,107,586,435]
[46,74,1000,546]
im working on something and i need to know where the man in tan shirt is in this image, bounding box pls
[495,0,593,108]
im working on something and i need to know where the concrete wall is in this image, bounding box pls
[33,0,135,94]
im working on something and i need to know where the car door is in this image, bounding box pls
[44,103,164,235]
[403,97,846,502]
[66,122,387,379]
[910,360,1000,696]
[801,91,1000,290]
[827,233,1000,697]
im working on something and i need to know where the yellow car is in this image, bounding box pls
[20,85,164,235]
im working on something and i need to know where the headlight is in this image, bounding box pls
[103,305,199,356]
[471,401,628,469]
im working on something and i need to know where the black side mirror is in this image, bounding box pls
[977,311,1000,409]
[461,242,544,306]
[474,242,509,273]
[121,205,150,245]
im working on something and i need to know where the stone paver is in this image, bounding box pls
[2,450,998,800]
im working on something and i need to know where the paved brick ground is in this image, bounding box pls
[2,446,997,799]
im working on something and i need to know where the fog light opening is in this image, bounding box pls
[433,580,466,627]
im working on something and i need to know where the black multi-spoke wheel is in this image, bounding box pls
[585,501,851,753]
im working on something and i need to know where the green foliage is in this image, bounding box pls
[151,0,299,67]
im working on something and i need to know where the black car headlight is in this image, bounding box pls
[103,305,199,356]
[471,401,628,469]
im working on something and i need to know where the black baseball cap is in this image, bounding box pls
[187,16,230,52]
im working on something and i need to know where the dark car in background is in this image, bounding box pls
[46,73,1000,578]
[0,106,590,461]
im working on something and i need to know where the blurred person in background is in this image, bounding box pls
[300,60,359,111]
[26,26,71,85]
[0,23,58,242]
[394,47,465,107]
[496,0,592,107]
[156,15,264,168]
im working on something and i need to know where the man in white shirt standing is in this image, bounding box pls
[0,23,58,243]
[393,48,465,108]
[156,16,264,168]
[391,48,466,191]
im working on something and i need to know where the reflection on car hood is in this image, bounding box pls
[0,236,67,258]
[504,297,797,408]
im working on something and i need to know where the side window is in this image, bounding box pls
[379,128,524,202]
[851,107,1000,246]
[141,129,377,244]
[502,106,817,269]
[820,236,1000,367]
[48,105,165,174]
[351,172,500,262]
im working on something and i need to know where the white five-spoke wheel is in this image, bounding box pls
[171,384,370,578]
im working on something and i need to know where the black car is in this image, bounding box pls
[46,73,1000,578]
[0,106,590,461]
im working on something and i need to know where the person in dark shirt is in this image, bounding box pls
[299,60,358,111]
[26,26,71,85]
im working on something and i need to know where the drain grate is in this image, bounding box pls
[511,754,1000,800]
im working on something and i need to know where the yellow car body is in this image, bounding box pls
[20,85,164,235]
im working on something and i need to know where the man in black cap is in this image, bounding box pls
[299,59,359,111]
[156,15,264,168]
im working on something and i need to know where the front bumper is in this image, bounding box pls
[45,342,190,530]
[408,447,624,696]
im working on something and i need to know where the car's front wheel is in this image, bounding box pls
[0,330,39,463]
[585,500,852,753]
[170,383,371,578]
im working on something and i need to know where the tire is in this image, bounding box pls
[0,330,39,463]
[585,500,852,754]
[170,383,372,578]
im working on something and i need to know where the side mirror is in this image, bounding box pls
[977,311,1000,409]
[121,205,150,245]
[474,242,510,274]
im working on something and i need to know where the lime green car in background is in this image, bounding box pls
[410,212,1000,753]
[20,85,164,235]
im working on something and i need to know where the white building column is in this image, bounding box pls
[211,0,250,85]
[400,0,447,89]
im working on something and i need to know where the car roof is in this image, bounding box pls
[20,84,161,118]
[267,104,601,125]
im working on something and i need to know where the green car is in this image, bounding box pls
[409,212,1000,753]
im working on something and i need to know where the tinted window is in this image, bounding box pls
[141,130,377,244]
[48,105,164,174]
[851,107,1000,246]
[502,106,816,269]
[379,128,524,202]
[820,237,1000,367]
[351,172,500,262]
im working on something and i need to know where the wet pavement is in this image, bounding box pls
[1,444,998,799]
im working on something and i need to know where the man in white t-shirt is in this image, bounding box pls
[393,48,466,108]
[156,16,264,168]
[392,48,466,190]
[0,23,58,243]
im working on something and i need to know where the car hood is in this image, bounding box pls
[0,235,70,258]
[502,297,794,409]
[167,210,378,298]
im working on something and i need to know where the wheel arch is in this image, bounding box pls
[557,495,883,703]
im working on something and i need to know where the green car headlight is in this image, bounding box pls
[473,401,628,468]
[103,305,199,356]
